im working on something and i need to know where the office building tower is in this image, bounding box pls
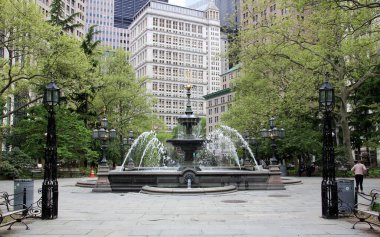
[186,0,240,30]
[36,0,86,38]
[85,0,129,50]
[129,0,221,130]
[114,0,168,29]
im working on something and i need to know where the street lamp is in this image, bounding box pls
[126,130,135,169]
[319,81,338,219]
[260,117,285,166]
[92,116,116,192]
[92,117,117,166]
[242,132,258,166]
[42,81,60,220]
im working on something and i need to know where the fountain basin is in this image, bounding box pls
[141,185,237,195]
[108,167,284,192]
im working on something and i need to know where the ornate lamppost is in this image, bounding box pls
[42,82,60,220]
[260,117,285,166]
[319,81,338,219]
[126,130,135,169]
[242,132,258,167]
[92,116,116,192]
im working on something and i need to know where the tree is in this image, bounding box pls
[67,25,103,125]
[8,105,98,165]
[93,49,157,136]
[48,0,83,33]
[0,0,58,106]
[224,0,380,163]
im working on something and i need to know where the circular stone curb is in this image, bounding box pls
[140,185,238,195]
[281,177,302,185]
[75,177,97,188]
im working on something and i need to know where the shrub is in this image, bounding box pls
[0,160,20,178]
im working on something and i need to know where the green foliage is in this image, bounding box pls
[368,167,380,178]
[8,105,97,164]
[4,147,35,170]
[224,0,380,164]
[0,160,19,178]
[49,0,82,32]
[93,49,157,136]
[0,0,59,98]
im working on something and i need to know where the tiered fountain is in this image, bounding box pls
[108,85,284,192]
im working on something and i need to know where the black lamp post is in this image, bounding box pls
[260,117,285,165]
[42,82,60,220]
[319,81,338,219]
[92,117,117,166]
[242,132,258,165]
[92,116,116,192]
[126,131,135,169]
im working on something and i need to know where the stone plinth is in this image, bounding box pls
[92,165,112,192]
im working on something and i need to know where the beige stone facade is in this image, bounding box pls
[204,64,240,134]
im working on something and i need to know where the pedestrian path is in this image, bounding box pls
[0,177,379,237]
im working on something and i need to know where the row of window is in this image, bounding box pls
[152,50,204,67]
[152,82,204,95]
[152,66,205,81]
[153,17,204,35]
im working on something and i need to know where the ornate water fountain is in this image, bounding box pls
[166,85,205,171]
[107,85,284,192]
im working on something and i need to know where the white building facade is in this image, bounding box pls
[129,0,221,130]
[37,0,86,38]
[85,0,129,50]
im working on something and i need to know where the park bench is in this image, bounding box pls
[352,189,380,230]
[0,189,30,230]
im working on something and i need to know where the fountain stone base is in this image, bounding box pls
[108,167,284,192]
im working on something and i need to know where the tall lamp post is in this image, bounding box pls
[242,132,258,166]
[260,117,285,166]
[92,116,116,192]
[319,81,338,219]
[126,131,135,169]
[42,82,60,220]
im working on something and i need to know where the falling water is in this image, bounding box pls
[220,125,260,168]
[120,131,169,171]
[208,125,261,170]
[138,136,166,170]
[206,131,241,169]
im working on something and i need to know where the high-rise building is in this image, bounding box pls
[114,0,168,29]
[129,0,221,130]
[85,0,129,50]
[186,0,240,30]
[36,0,86,38]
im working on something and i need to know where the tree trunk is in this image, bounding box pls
[339,90,354,165]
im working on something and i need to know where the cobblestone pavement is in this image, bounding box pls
[0,177,379,237]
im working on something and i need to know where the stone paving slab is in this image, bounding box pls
[0,177,379,237]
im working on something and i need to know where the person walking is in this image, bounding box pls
[351,160,367,193]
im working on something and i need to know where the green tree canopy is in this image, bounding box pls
[224,0,380,163]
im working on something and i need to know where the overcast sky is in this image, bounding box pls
[168,0,186,7]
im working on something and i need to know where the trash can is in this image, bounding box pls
[14,179,34,210]
[337,179,355,214]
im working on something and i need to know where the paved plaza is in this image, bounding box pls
[0,177,379,237]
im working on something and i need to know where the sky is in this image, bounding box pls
[168,0,187,7]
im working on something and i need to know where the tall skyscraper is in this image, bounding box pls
[114,0,168,29]
[129,0,221,130]
[85,0,129,50]
[186,0,240,30]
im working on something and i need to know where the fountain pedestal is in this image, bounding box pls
[92,165,112,192]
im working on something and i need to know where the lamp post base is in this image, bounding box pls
[92,165,112,192]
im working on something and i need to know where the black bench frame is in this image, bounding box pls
[0,190,29,230]
[352,189,380,230]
